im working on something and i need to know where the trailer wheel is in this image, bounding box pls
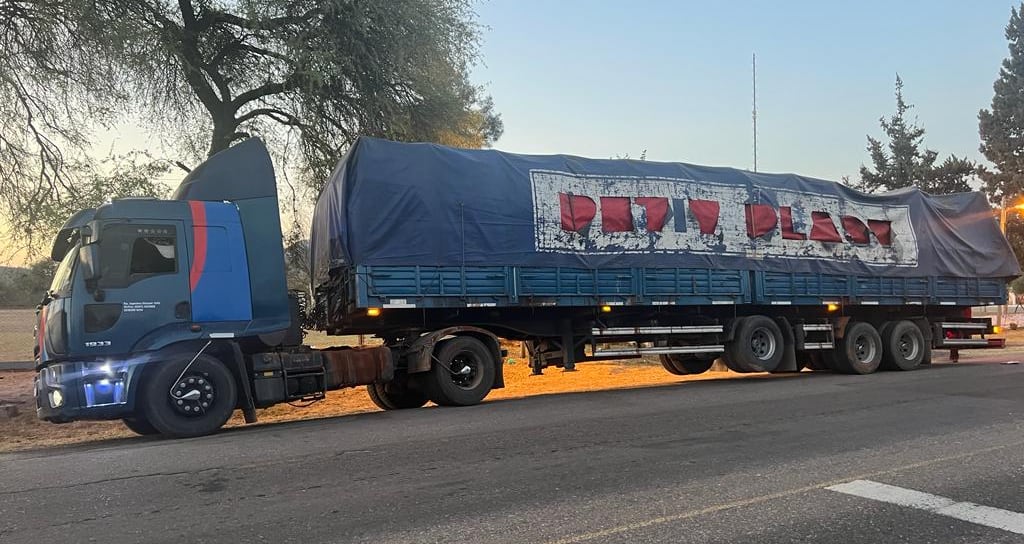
[424,336,496,407]
[724,316,784,372]
[832,321,883,375]
[140,353,238,438]
[659,354,716,375]
[366,381,429,410]
[122,416,159,436]
[880,320,925,371]
[659,355,686,375]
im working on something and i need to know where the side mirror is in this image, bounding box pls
[79,244,101,282]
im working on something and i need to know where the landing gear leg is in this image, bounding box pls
[561,320,576,372]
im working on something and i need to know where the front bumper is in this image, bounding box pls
[35,358,140,422]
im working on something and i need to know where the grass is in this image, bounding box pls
[0,308,35,363]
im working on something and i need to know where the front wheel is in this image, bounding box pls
[140,353,238,438]
[424,337,496,407]
[122,415,159,436]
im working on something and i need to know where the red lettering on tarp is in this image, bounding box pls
[809,211,842,242]
[868,219,892,246]
[689,199,720,235]
[600,197,633,232]
[780,206,806,240]
[745,204,778,238]
[635,197,670,232]
[559,193,596,232]
[842,216,871,244]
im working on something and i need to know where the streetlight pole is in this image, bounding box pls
[999,195,1008,329]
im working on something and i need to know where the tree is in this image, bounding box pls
[83,0,501,178]
[0,0,137,255]
[2,0,502,254]
[979,3,1024,202]
[29,154,172,238]
[858,75,975,195]
[979,4,1024,274]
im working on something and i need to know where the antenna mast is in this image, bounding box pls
[752,52,758,173]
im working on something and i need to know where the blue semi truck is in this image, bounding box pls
[33,137,1019,437]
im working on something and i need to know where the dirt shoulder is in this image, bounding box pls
[1,356,751,452]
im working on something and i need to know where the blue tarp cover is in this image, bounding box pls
[311,137,1019,289]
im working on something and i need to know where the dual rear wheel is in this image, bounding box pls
[723,316,784,373]
[367,336,497,410]
[826,320,925,374]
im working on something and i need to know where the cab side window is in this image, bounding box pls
[98,225,177,289]
[130,236,176,274]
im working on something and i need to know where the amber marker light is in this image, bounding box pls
[993,325,1003,334]
[367,308,382,317]
[600,305,612,313]
[826,303,840,312]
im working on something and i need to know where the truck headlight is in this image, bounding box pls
[49,389,64,408]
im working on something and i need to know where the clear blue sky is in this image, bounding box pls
[471,0,1020,183]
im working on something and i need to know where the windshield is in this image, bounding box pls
[49,241,79,297]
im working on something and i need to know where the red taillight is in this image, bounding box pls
[945,330,956,339]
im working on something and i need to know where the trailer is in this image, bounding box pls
[33,137,1019,437]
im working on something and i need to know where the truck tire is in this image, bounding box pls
[880,320,925,371]
[140,353,238,438]
[424,336,496,407]
[122,416,159,436]
[832,321,882,375]
[724,316,784,372]
[366,381,429,410]
[659,355,686,375]
[659,354,715,375]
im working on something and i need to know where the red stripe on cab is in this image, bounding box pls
[188,201,207,292]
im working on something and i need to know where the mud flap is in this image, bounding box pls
[773,317,800,372]
[230,342,258,423]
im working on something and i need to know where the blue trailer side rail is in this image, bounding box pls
[755,272,1006,306]
[351,266,1007,310]
[354,265,749,309]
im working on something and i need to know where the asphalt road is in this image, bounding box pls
[2,361,1023,543]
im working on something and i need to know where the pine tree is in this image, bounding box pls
[859,76,974,194]
[979,4,1024,201]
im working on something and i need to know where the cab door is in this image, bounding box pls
[77,221,189,356]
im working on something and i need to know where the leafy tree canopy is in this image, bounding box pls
[980,4,1024,274]
[980,3,1024,202]
[858,75,975,195]
[1,0,501,256]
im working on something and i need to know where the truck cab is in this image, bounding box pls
[34,140,294,430]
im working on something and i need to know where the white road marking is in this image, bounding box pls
[541,439,1024,544]
[827,479,1024,535]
